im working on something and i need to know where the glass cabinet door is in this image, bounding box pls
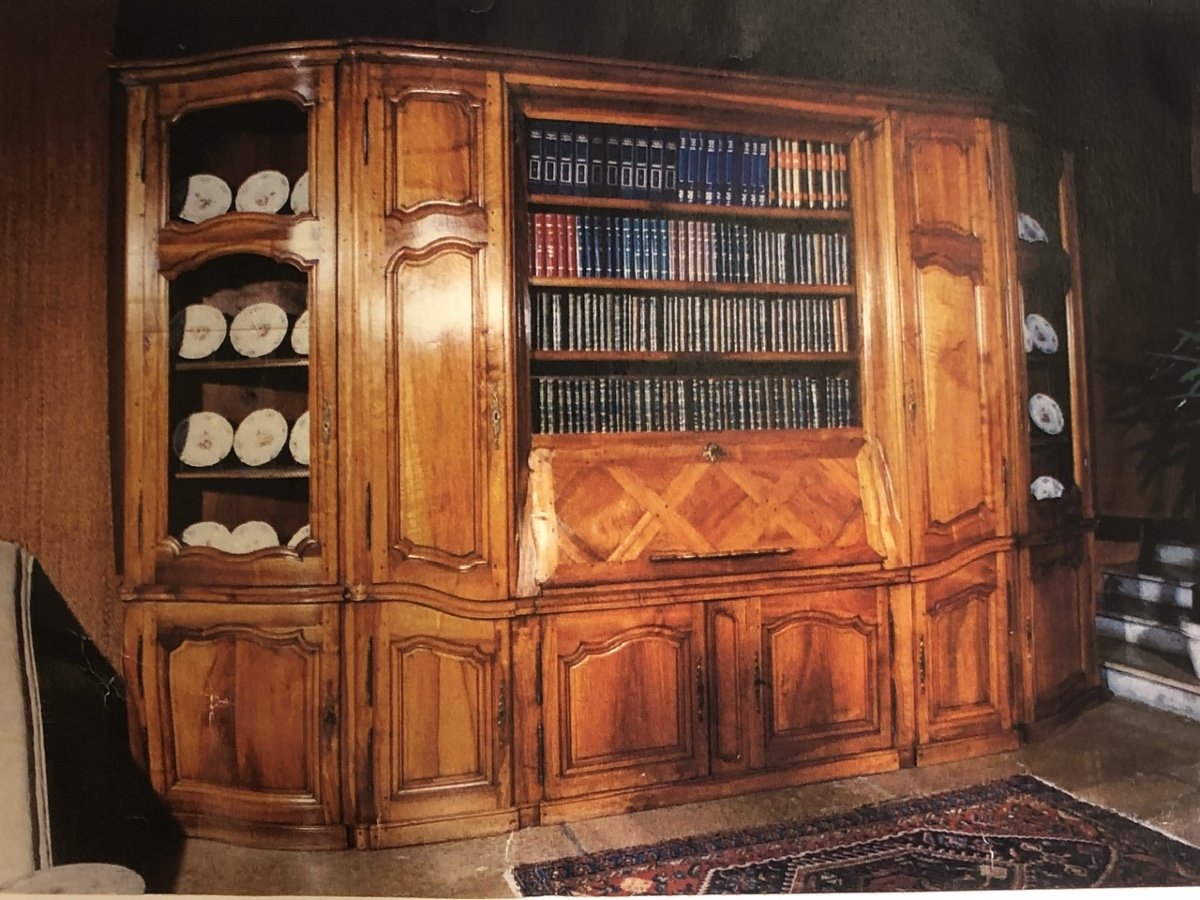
[122,59,339,588]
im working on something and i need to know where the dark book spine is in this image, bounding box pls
[557,121,575,195]
[542,123,559,193]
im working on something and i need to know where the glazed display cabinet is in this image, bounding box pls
[115,41,1098,849]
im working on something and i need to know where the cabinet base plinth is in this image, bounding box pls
[364,809,521,849]
[914,730,1021,767]
[540,749,901,825]
[173,812,350,851]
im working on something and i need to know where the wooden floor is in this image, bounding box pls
[162,699,1200,896]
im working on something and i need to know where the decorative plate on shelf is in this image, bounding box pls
[229,520,280,553]
[1030,475,1066,501]
[171,303,227,359]
[1028,393,1065,435]
[291,309,310,355]
[172,412,234,467]
[229,302,289,358]
[287,523,311,549]
[180,521,232,550]
[290,171,310,215]
[1024,313,1059,354]
[177,174,232,223]
[289,411,310,465]
[234,170,290,214]
[233,408,289,467]
[1017,211,1049,243]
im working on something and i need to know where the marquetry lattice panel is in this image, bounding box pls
[540,434,884,584]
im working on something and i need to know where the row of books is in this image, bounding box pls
[526,119,850,210]
[530,213,851,285]
[533,374,855,434]
[531,291,852,354]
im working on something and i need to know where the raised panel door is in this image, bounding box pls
[894,113,1009,563]
[348,601,514,846]
[915,552,1014,749]
[755,587,894,768]
[1017,535,1100,727]
[129,600,343,848]
[542,604,709,798]
[349,64,512,600]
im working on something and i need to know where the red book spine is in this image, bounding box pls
[545,213,559,278]
[533,214,545,277]
[566,214,579,278]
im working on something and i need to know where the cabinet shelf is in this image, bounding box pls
[173,464,310,480]
[157,216,323,272]
[528,193,853,222]
[174,357,309,373]
[531,350,855,364]
[529,277,853,295]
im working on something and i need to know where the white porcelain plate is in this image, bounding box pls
[290,171,310,214]
[229,302,289,358]
[287,523,312,549]
[1017,211,1049,243]
[290,309,310,356]
[1030,475,1065,501]
[235,169,290,214]
[1028,392,1065,435]
[1025,313,1059,354]
[229,520,280,553]
[171,303,227,359]
[178,174,232,223]
[233,408,289,467]
[180,520,232,550]
[172,412,234,467]
[289,410,310,465]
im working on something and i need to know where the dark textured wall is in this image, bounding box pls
[2,1,1197,664]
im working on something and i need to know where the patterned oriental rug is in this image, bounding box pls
[508,775,1200,894]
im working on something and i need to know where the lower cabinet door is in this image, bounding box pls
[352,601,513,844]
[915,552,1015,752]
[755,586,895,768]
[1019,534,1099,727]
[542,603,709,798]
[132,600,344,848]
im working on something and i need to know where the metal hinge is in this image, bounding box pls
[497,682,507,732]
[364,483,372,550]
[322,398,332,448]
[695,663,706,723]
[918,637,927,690]
[985,149,994,197]
[364,636,375,707]
[362,99,370,164]
[1001,457,1009,499]
[537,724,547,787]
[534,636,543,706]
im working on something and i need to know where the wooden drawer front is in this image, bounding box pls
[758,587,892,767]
[543,604,708,798]
[541,432,886,585]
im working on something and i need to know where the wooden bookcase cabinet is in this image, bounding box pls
[116,42,1098,850]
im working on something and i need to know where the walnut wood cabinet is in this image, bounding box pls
[116,41,1096,849]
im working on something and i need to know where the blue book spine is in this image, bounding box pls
[660,220,670,281]
[589,129,606,196]
[634,128,651,199]
[648,218,660,279]
[664,132,679,199]
[722,133,736,205]
[579,214,591,277]
[756,137,770,207]
[648,128,665,201]
[605,129,621,199]
[687,130,702,203]
[527,122,543,193]
[574,124,590,197]
[703,131,718,205]
[591,214,604,277]
[604,216,616,279]
[542,123,559,192]
[621,217,633,279]
[557,121,575,194]
[618,128,636,199]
